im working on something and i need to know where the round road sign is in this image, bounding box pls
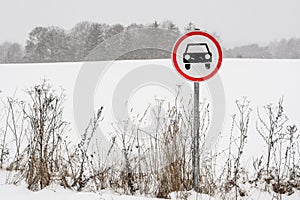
[172,31,223,82]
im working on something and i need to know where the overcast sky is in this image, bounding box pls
[0,0,299,48]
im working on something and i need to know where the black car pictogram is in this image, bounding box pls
[183,43,212,70]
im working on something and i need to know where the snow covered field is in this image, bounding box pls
[0,59,299,158]
[0,58,300,199]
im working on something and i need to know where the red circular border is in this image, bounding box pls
[172,31,223,82]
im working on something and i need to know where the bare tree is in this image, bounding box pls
[0,42,24,63]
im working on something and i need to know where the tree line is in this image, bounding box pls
[225,38,300,59]
[0,20,299,63]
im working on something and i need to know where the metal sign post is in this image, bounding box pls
[193,82,200,191]
[171,30,222,192]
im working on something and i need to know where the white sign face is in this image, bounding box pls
[172,31,223,82]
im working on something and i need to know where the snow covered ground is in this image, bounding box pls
[0,58,300,199]
[1,170,300,200]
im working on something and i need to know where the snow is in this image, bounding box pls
[0,58,300,199]
[0,170,158,200]
[0,184,153,200]
[1,58,299,146]
[1,179,300,200]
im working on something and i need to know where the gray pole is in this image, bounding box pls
[193,82,200,191]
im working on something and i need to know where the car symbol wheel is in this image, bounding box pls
[185,64,191,70]
[205,63,210,69]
